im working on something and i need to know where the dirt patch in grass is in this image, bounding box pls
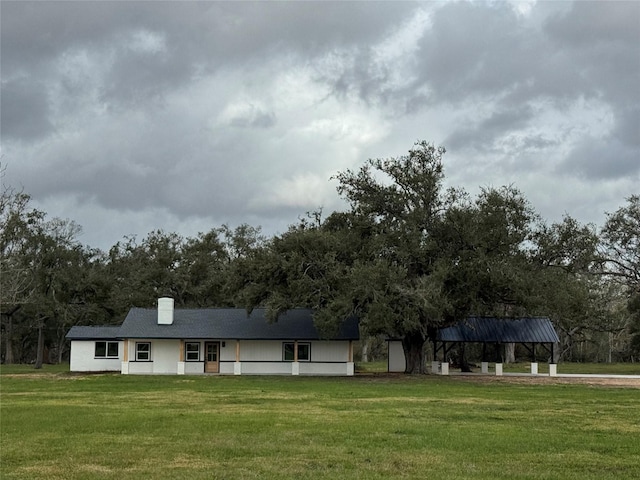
[449,375,640,388]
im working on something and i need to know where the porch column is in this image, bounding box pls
[121,339,129,374]
[347,340,355,376]
[292,340,300,375]
[177,340,185,375]
[234,340,242,375]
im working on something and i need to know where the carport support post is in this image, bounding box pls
[530,343,538,375]
[481,343,489,373]
[431,361,440,374]
[495,343,503,376]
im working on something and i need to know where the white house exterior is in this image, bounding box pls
[67,326,124,372]
[67,298,359,376]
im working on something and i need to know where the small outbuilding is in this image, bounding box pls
[67,298,359,376]
[388,316,560,374]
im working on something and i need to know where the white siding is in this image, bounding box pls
[127,361,153,374]
[125,339,179,375]
[239,341,283,362]
[388,340,406,373]
[219,362,236,375]
[69,340,123,372]
[310,341,349,362]
[186,340,235,362]
[239,362,293,375]
[299,362,350,375]
[152,340,180,374]
[219,341,235,362]
[184,362,204,374]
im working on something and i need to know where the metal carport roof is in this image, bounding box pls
[437,316,559,344]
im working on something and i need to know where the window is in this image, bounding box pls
[95,341,119,358]
[136,342,151,361]
[283,342,310,362]
[283,343,295,361]
[297,343,310,361]
[185,342,200,361]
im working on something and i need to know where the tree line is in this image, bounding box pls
[1,142,638,372]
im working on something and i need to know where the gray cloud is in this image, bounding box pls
[558,136,640,181]
[545,1,639,47]
[445,104,536,153]
[1,77,54,141]
[612,106,640,147]
[1,1,638,250]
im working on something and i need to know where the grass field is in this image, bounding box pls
[1,365,639,479]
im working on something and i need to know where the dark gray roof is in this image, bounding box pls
[116,307,359,341]
[66,325,122,340]
[437,317,559,344]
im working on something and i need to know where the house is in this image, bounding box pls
[67,326,123,372]
[66,297,359,376]
[388,316,560,375]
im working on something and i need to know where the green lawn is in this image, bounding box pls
[1,367,639,479]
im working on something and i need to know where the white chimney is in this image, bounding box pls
[157,297,174,325]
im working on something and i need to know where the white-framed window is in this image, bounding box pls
[136,342,151,361]
[283,342,310,362]
[95,341,119,358]
[185,342,200,361]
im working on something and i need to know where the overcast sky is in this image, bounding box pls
[2,1,639,251]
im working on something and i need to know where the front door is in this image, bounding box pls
[204,342,220,373]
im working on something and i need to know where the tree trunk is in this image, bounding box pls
[459,343,472,372]
[34,321,45,369]
[3,314,15,364]
[505,343,516,363]
[402,331,426,374]
[552,342,560,363]
[57,335,66,364]
[362,338,369,363]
